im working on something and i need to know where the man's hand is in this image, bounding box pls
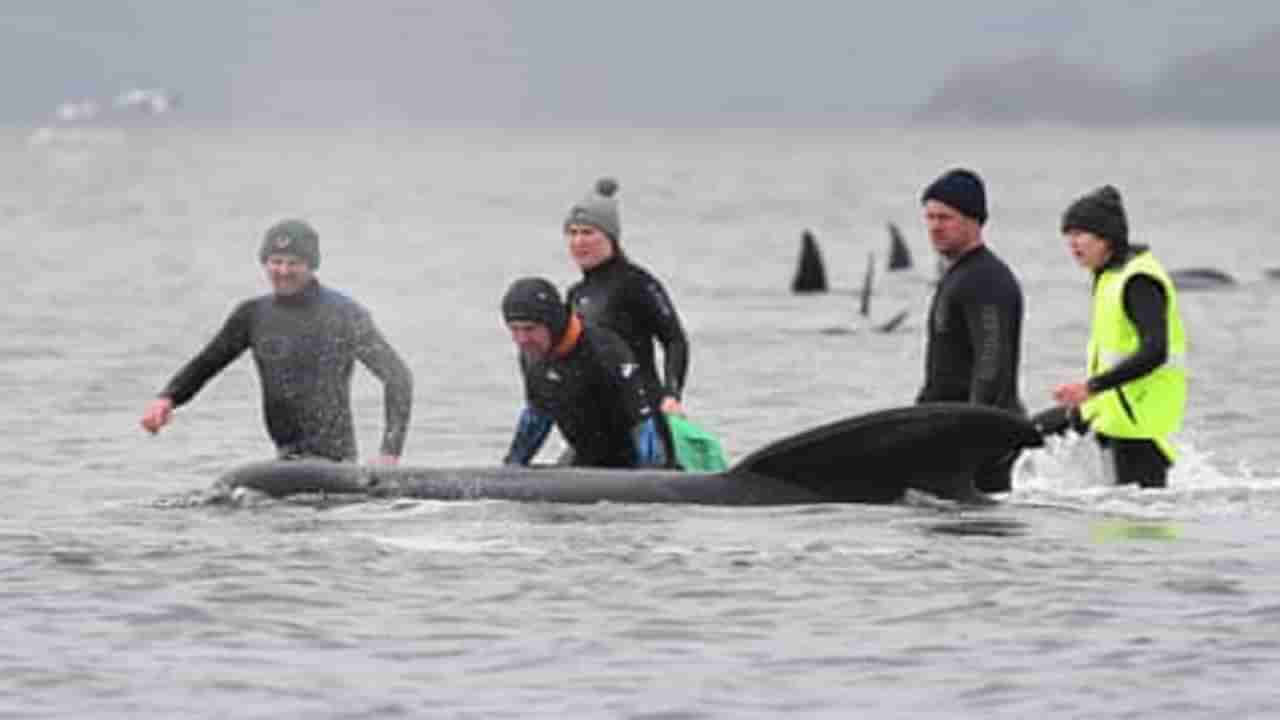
[140,397,175,434]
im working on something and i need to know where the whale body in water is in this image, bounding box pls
[220,404,1042,506]
[1169,267,1236,290]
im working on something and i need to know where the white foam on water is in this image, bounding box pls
[1012,431,1280,519]
[359,531,546,557]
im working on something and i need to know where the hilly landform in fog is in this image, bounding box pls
[916,26,1280,126]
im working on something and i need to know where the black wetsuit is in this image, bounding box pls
[917,245,1025,493]
[159,280,413,461]
[506,322,667,469]
[567,256,689,404]
[918,245,1025,412]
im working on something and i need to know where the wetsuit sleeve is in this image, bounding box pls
[596,332,659,431]
[352,309,414,457]
[632,274,689,400]
[593,330,670,467]
[504,407,553,466]
[1086,275,1168,394]
[961,301,1018,407]
[160,301,254,407]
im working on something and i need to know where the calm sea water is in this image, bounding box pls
[4,125,1280,718]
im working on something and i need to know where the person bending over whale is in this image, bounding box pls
[1046,185,1187,489]
[139,219,414,464]
[563,178,689,418]
[501,277,671,469]
[916,169,1027,493]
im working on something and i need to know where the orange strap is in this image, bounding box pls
[553,313,583,358]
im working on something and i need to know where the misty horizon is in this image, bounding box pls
[5,2,1280,129]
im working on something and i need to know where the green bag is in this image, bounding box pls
[667,414,729,472]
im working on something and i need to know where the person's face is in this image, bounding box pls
[508,320,554,360]
[264,254,314,295]
[924,200,980,259]
[566,224,614,271]
[1065,229,1112,271]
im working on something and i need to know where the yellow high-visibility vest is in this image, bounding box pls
[1080,251,1187,461]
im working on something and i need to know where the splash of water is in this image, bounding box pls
[1012,430,1280,519]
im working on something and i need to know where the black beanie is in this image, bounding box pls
[1061,185,1128,248]
[921,168,988,225]
[501,277,569,340]
[259,219,320,268]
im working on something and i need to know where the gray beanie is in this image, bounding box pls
[1061,185,1128,248]
[564,177,621,242]
[259,219,320,268]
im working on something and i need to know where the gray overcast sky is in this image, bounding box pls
[2,1,1277,126]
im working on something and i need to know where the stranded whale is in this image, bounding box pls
[220,404,1042,506]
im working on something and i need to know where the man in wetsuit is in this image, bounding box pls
[1049,185,1186,488]
[501,276,670,469]
[139,219,414,464]
[916,168,1026,493]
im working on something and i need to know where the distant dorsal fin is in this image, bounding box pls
[791,229,828,293]
[859,251,874,317]
[887,222,912,271]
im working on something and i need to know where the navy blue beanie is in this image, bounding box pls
[921,169,988,226]
[501,277,569,340]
